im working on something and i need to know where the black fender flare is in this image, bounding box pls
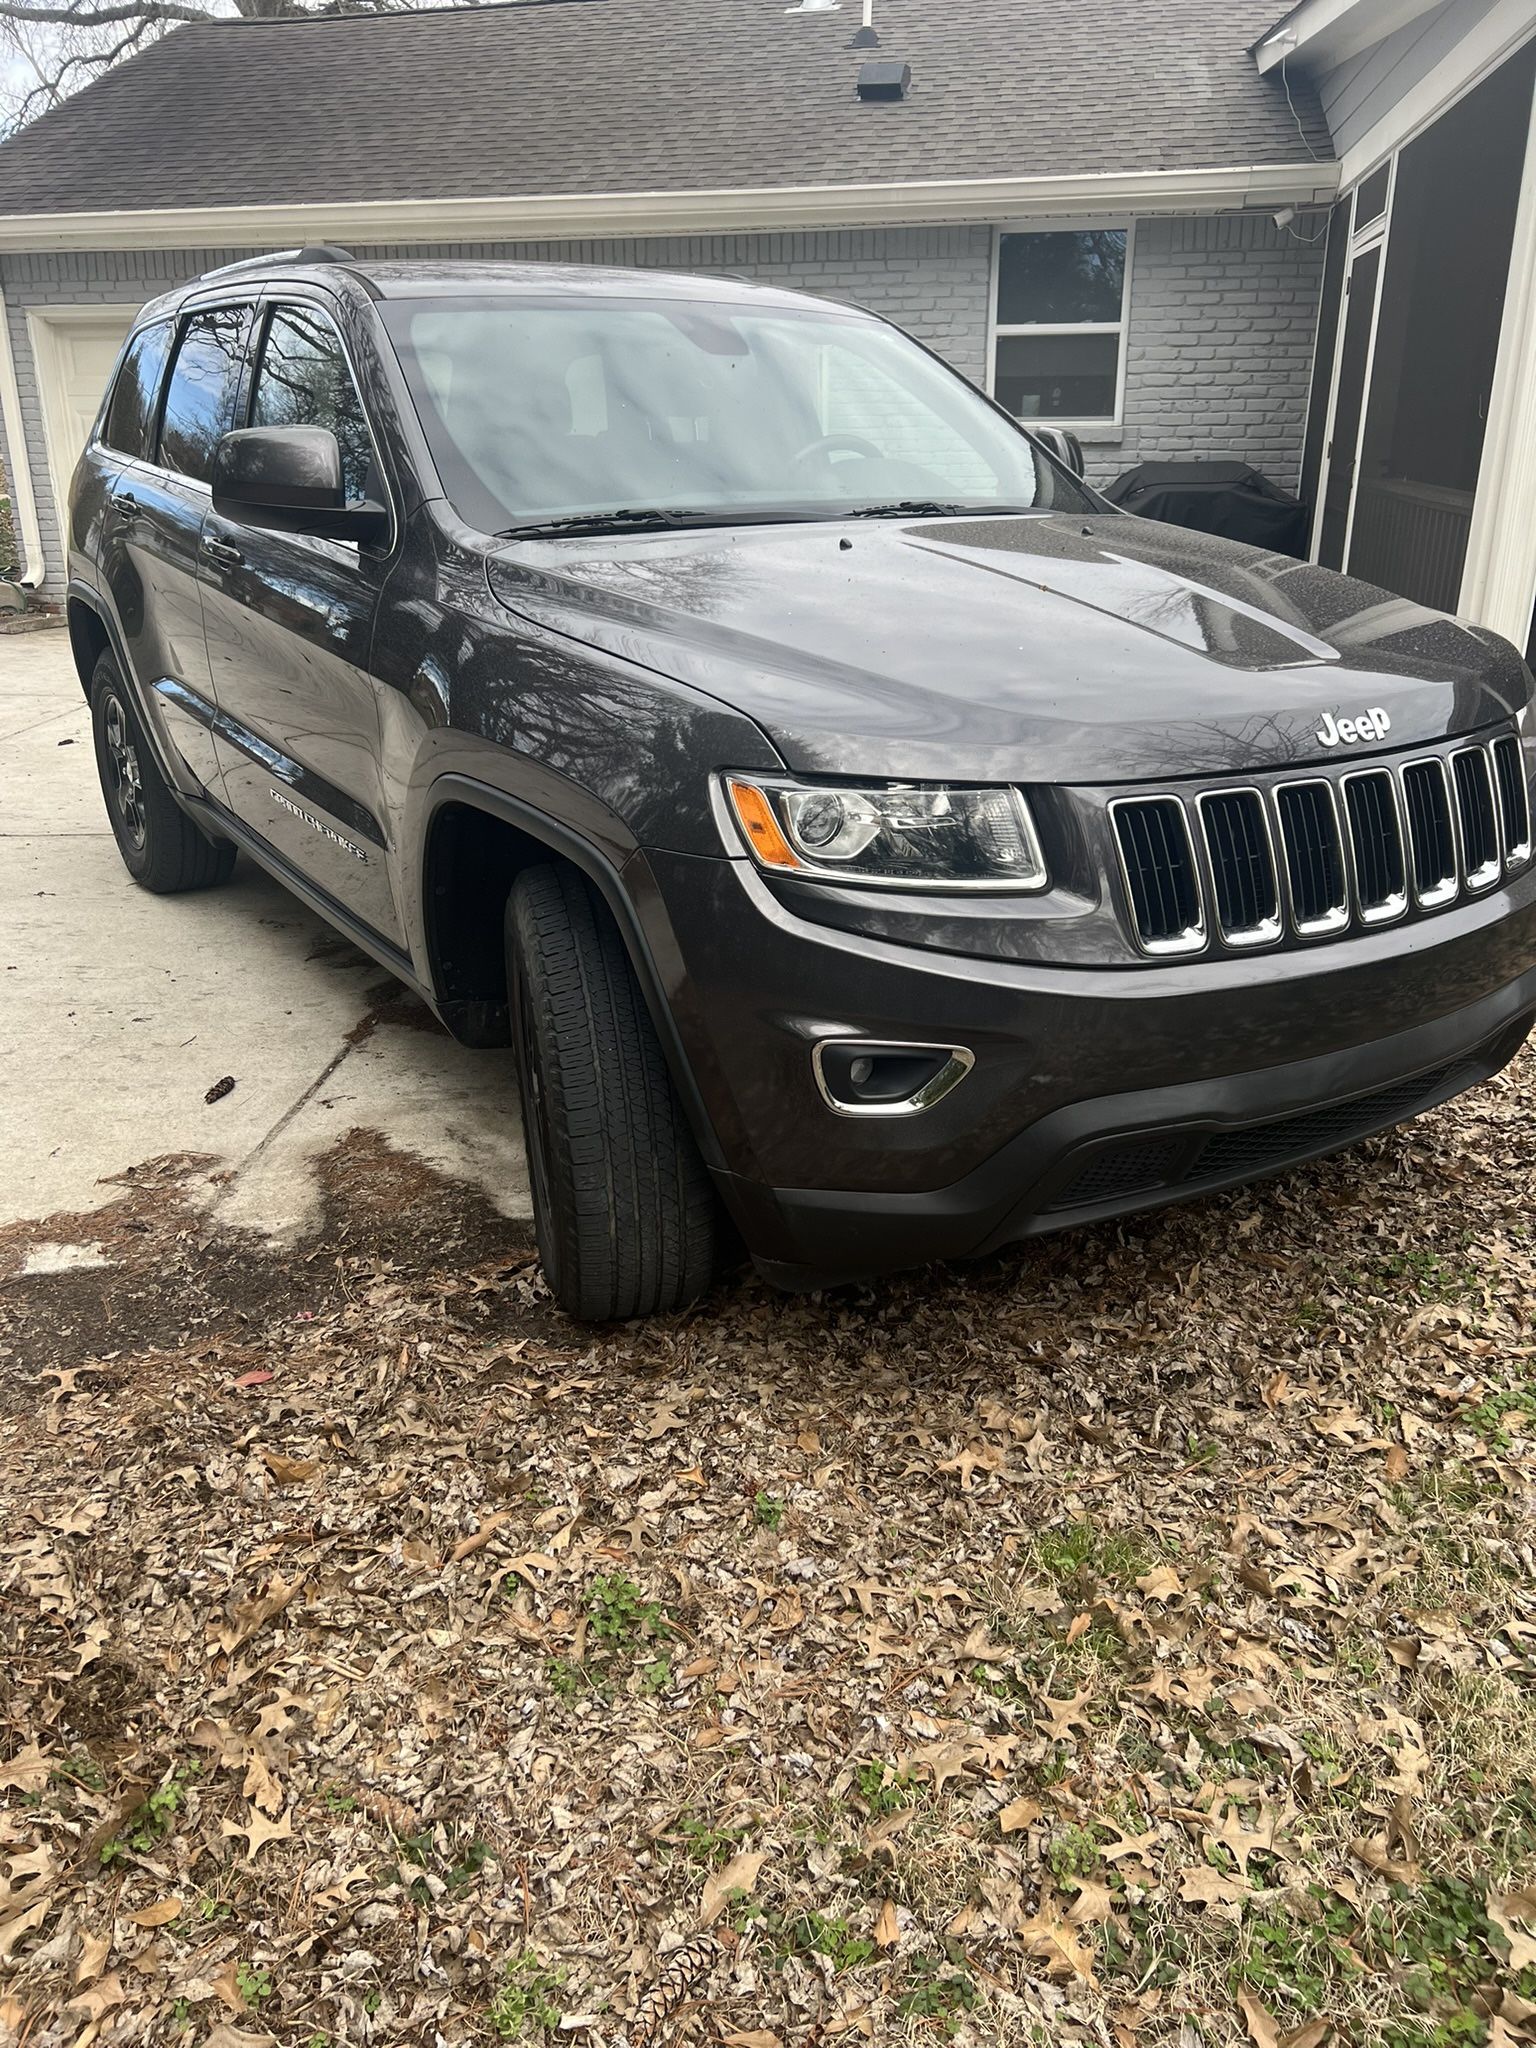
[420,772,726,1171]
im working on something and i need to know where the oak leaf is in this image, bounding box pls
[1017,1897,1096,1981]
[1178,1865,1249,1910]
[1237,1989,1279,2048]
[1037,1685,1095,1741]
[1488,1889,1536,1972]
[999,1796,1042,1834]
[873,1898,901,1949]
[221,1807,294,1861]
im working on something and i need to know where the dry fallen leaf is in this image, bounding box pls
[999,1796,1042,1834]
[872,1898,901,1949]
[699,1849,766,1928]
[1238,1988,1280,2048]
[1489,1890,1536,1972]
[1136,1564,1186,1601]
[1350,1836,1421,1886]
[221,1808,294,1862]
[127,1898,183,1928]
[1017,1895,1096,1981]
[1179,1865,1250,1910]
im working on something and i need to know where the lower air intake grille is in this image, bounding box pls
[1048,1058,1472,1212]
[1112,798,1201,951]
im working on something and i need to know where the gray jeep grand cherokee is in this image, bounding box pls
[67,250,1536,1317]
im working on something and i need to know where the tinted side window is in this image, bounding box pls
[158,305,252,483]
[250,305,375,504]
[101,320,172,460]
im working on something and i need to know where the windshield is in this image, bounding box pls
[380,293,1098,533]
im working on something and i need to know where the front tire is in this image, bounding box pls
[506,864,718,1319]
[90,652,236,893]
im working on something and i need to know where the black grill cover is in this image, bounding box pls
[1102,460,1310,558]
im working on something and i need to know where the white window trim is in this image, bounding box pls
[986,219,1135,435]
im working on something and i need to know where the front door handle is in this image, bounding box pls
[202,537,243,568]
[112,490,140,524]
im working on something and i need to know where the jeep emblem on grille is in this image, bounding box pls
[1316,706,1390,748]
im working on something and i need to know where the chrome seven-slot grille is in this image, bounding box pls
[1111,732,1531,956]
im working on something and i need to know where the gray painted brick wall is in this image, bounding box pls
[1,216,1323,593]
[1093,214,1328,493]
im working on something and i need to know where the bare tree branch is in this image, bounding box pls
[0,0,462,127]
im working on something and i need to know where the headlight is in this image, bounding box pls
[721,774,1047,892]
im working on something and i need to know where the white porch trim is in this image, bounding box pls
[0,162,1340,256]
[1337,0,1536,187]
[1459,69,1536,647]
[0,284,43,586]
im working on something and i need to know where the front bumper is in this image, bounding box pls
[634,848,1536,1281]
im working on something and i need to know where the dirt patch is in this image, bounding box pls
[2,1055,1535,2046]
[0,1133,533,1392]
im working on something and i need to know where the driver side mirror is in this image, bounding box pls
[211,425,389,545]
[1030,426,1086,478]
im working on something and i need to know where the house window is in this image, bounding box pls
[992,227,1129,425]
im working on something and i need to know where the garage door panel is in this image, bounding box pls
[29,307,138,545]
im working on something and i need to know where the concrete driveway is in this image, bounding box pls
[2,629,529,1256]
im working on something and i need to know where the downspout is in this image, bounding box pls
[0,281,45,587]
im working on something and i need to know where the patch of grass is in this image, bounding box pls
[586,1572,671,1655]
[540,1574,675,1702]
[235,1963,273,2005]
[1234,1891,1360,2011]
[854,1760,915,1817]
[896,1952,979,2033]
[748,1906,875,1972]
[486,1950,565,2038]
[99,1761,201,1863]
[1045,1822,1102,1883]
[1459,1380,1536,1448]
[1372,1873,1533,2024]
[663,1806,751,1866]
[1032,1518,1158,1587]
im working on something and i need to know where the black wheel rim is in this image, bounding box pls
[513,965,562,1293]
[103,693,147,851]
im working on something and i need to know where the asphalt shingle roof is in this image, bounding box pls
[0,0,1332,218]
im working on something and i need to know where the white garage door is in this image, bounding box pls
[29,306,138,536]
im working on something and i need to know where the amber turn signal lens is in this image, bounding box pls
[726,779,801,869]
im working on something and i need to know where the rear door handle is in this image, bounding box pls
[202,537,242,568]
[112,490,140,524]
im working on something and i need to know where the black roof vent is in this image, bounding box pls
[849,22,879,46]
[856,59,909,99]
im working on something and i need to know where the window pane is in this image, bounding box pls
[102,321,172,460]
[251,306,375,505]
[997,230,1126,325]
[994,332,1120,420]
[159,306,251,483]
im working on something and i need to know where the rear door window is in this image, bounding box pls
[101,320,173,460]
[249,304,377,505]
[158,305,253,483]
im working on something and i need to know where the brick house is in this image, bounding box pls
[0,0,1532,655]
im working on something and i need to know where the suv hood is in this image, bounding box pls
[487,511,1528,784]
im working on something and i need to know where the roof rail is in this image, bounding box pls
[196,244,356,281]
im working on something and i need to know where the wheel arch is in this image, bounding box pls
[419,775,724,1168]
[66,587,113,699]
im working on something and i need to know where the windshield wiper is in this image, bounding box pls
[496,507,753,540]
[842,500,1037,520]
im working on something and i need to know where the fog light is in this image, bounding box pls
[813,1039,975,1117]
